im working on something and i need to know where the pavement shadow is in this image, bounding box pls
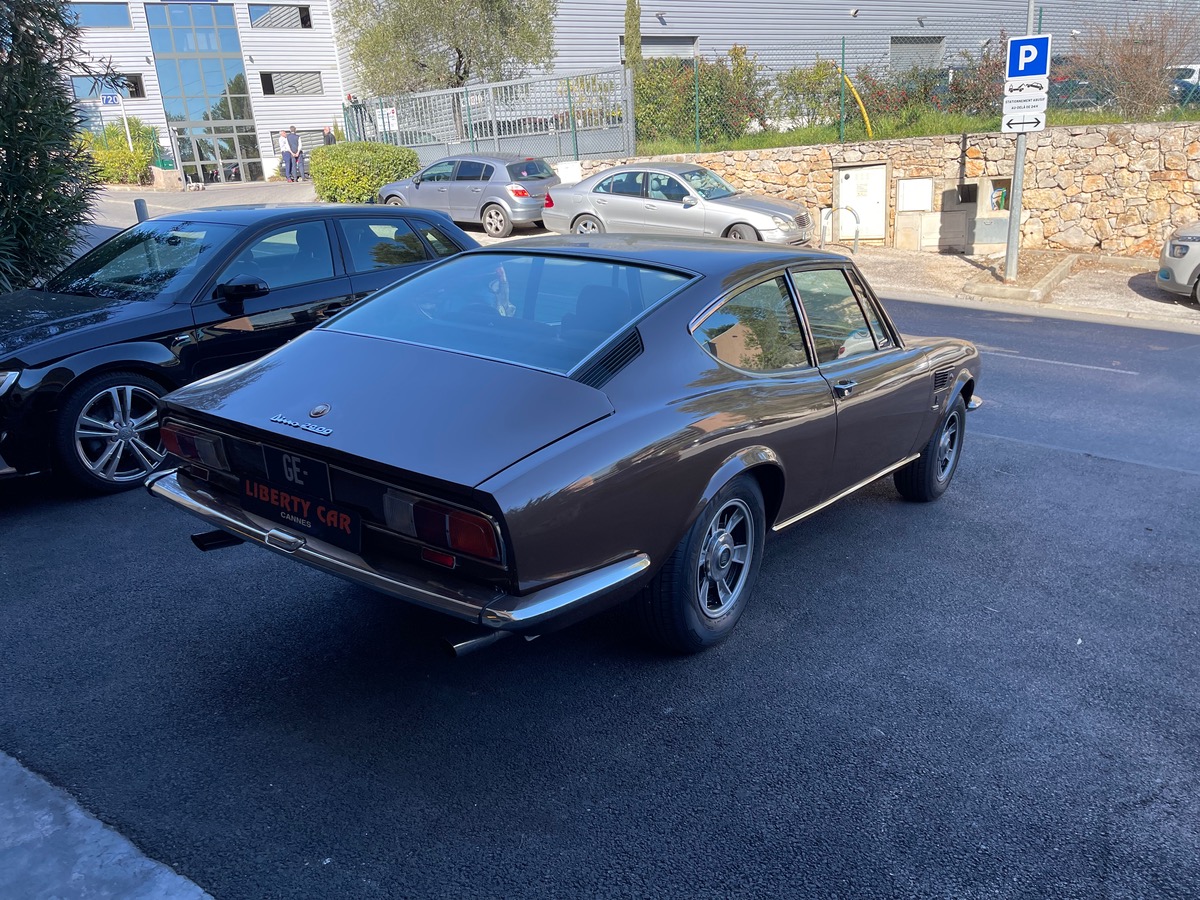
[1127,271,1196,307]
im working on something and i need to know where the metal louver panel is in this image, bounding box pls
[933,368,953,392]
[576,330,644,389]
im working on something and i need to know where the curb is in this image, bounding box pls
[960,253,1078,304]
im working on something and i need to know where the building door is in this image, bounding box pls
[834,165,887,241]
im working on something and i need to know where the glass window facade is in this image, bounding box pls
[260,71,323,95]
[70,3,132,28]
[147,2,262,184]
[248,5,313,28]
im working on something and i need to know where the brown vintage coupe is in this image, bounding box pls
[148,236,980,654]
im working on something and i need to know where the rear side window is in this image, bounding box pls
[455,161,493,181]
[327,253,692,374]
[413,224,462,258]
[339,218,428,272]
[595,171,644,197]
[506,159,555,180]
[694,277,810,372]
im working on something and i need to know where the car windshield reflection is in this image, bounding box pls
[678,167,738,200]
[326,252,693,374]
[45,220,239,302]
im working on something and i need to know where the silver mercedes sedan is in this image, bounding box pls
[542,162,814,245]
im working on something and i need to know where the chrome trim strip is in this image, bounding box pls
[0,371,18,397]
[148,469,649,630]
[772,454,921,532]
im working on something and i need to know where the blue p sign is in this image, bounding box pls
[1007,35,1052,80]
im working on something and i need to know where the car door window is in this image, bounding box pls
[790,268,879,365]
[455,160,489,181]
[340,218,428,272]
[648,173,690,203]
[595,171,645,197]
[692,277,810,372]
[217,221,334,289]
[421,161,455,182]
[845,269,895,350]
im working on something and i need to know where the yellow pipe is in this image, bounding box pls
[837,67,873,139]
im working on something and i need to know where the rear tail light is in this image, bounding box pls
[161,420,229,470]
[506,183,531,199]
[384,490,501,562]
[544,192,554,209]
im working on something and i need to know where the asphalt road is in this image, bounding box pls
[2,300,1198,899]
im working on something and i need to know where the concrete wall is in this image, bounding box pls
[579,122,1200,256]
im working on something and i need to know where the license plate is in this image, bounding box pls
[241,475,361,553]
[243,446,360,552]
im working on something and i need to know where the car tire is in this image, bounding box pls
[894,393,967,503]
[482,204,513,238]
[640,474,765,654]
[384,196,404,206]
[727,223,760,241]
[52,371,167,494]
[573,214,605,235]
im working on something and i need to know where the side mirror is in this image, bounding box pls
[682,195,698,208]
[412,174,422,186]
[214,274,269,312]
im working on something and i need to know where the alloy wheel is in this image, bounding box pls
[696,498,754,618]
[73,384,164,484]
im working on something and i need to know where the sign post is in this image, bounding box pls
[101,89,134,151]
[1002,28,1050,282]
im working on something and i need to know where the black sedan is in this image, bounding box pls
[149,236,980,654]
[0,205,476,492]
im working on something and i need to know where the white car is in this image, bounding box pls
[1157,221,1200,302]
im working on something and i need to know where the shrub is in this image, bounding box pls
[80,117,158,184]
[308,141,419,203]
[772,60,843,127]
[634,52,760,146]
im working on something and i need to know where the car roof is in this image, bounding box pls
[592,162,711,176]
[467,234,852,279]
[430,154,548,166]
[145,203,440,227]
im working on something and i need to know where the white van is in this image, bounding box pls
[1169,64,1200,86]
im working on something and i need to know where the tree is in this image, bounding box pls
[1074,2,1200,118]
[0,0,103,292]
[337,0,558,96]
[624,0,642,70]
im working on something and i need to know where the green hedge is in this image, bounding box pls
[308,141,420,203]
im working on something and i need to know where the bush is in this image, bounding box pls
[308,141,420,203]
[80,117,158,184]
[634,53,756,146]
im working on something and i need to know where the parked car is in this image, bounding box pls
[1048,55,1112,109]
[542,163,815,245]
[0,205,476,492]
[1157,221,1200,303]
[1168,78,1200,105]
[377,154,560,238]
[148,236,980,655]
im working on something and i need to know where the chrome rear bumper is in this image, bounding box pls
[147,469,650,631]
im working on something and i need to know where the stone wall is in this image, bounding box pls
[578,122,1200,257]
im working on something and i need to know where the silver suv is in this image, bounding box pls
[378,154,560,238]
[1158,221,1200,303]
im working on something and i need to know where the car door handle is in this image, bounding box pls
[833,379,857,399]
[471,187,482,192]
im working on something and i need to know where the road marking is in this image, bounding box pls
[982,349,1139,375]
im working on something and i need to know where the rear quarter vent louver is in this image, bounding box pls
[933,368,954,392]
[576,330,644,389]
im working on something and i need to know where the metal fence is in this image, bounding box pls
[342,68,635,165]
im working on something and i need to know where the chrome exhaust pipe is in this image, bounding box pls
[190,529,245,552]
[444,630,514,658]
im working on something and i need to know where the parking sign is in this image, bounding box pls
[1006,35,1052,80]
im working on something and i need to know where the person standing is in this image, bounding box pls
[322,126,336,146]
[279,126,303,181]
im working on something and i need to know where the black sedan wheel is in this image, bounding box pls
[54,372,166,493]
[894,393,966,502]
[641,474,765,653]
[482,204,513,238]
[573,214,605,235]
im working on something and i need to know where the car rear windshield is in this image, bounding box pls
[326,252,692,374]
[506,159,555,180]
[45,220,239,301]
